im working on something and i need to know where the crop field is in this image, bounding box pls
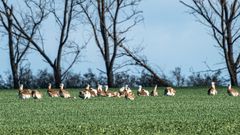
[0,87,240,135]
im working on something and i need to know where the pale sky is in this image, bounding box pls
[0,1,224,78]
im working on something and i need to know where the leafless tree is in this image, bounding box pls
[47,0,84,86]
[180,0,240,86]
[77,0,143,87]
[1,0,84,87]
[0,0,42,88]
[0,4,19,89]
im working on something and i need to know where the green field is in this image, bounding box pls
[0,87,240,135]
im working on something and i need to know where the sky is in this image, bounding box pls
[0,0,224,78]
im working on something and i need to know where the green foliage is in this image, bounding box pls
[0,87,240,134]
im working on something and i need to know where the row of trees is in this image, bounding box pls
[0,0,168,88]
[0,66,225,89]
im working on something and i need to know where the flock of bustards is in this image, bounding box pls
[17,82,239,100]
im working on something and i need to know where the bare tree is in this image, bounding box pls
[1,0,84,87]
[48,0,84,86]
[0,1,41,88]
[77,0,143,87]
[180,0,240,86]
[0,4,19,89]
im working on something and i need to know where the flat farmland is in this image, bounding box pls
[0,87,240,135]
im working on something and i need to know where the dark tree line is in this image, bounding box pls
[0,66,225,89]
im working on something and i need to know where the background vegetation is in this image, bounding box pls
[0,66,226,89]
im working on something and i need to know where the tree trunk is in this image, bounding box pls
[225,53,238,86]
[7,7,19,89]
[228,66,238,86]
[53,68,61,88]
[9,32,20,89]
[230,73,238,86]
[53,60,61,87]
[98,1,115,87]
[106,67,114,87]
[11,64,19,89]
[225,11,238,86]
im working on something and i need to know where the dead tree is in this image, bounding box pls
[180,0,240,86]
[2,0,83,87]
[119,43,170,86]
[78,0,143,87]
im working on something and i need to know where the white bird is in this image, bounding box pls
[137,85,149,96]
[208,82,217,95]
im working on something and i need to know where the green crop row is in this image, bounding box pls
[0,87,240,134]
